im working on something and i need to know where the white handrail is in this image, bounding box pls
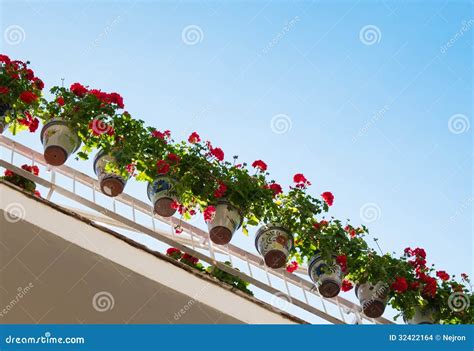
[0,135,393,324]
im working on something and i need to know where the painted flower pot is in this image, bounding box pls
[147,177,178,217]
[405,307,436,325]
[40,120,80,166]
[0,103,11,134]
[255,224,293,269]
[308,254,343,298]
[93,150,128,197]
[208,201,242,245]
[355,281,388,318]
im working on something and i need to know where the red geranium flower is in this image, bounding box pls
[174,225,183,234]
[266,183,283,196]
[4,169,14,177]
[286,261,298,273]
[33,77,44,90]
[203,206,216,223]
[19,91,38,104]
[108,92,124,108]
[0,86,9,94]
[181,253,199,265]
[321,191,334,206]
[336,255,347,273]
[156,160,170,175]
[167,153,180,164]
[188,132,201,144]
[422,277,437,298]
[0,54,10,63]
[341,280,353,292]
[436,271,450,281]
[214,182,227,198]
[293,173,311,188]
[461,273,469,280]
[391,276,408,293]
[166,247,182,259]
[70,82,88,97]
[252,160,267,172]
[211,147,224,161]
[56,97,65,106]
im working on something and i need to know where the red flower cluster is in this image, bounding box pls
[88,119,114,136]
[265,183,283,196]
[293,173,311,188]
[166,247,182,259]
[19,91,38,104]
[174,225,183,234]
[70,82,88,97]
[344,225,357,238]
[156,160,170,175]
[341,280,353,292]
[391,276,408,293]
[188,132,201,144]
[89,89,124,109]
[0,86,9,94]
[313,220,328,230]
[252,160,267,172]
[18,111,39,132]
[286,261,298,273]
[21,164,40,176]
[336,255,347,273]
[56,96,65,106]
[203,206,216,222]
[321,191,334,206]
[436,271,450,281]
[151,129,171,140]
[214,182,227,198]
[211,147,224,161]
[181,253,199,265]
[167,153,180,164]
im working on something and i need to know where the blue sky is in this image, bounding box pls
[1,0,472,292]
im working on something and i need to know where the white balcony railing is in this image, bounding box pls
[0,135,393,325]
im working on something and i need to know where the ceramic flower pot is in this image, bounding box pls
[0,103,11,134]
[355,281,388,318]
[93,150,128,197]
[40,119,80,166]
[308,254,343,298]
[255,224,293,269]
[208,201,242,245]
[147,177,178,217]
[404,307,436,324]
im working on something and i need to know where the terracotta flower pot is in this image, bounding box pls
[404,307,436,324]
[147,177,178,217]
[93,150,128,197]
[308,254,343,298]
[255,224,293,269]
[40,120,80,166]
[0,103,11,134]
[355,281,388,318]
[208,201,242,245]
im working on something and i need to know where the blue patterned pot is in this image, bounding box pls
[147,177,178,217]
[308,254,343,298]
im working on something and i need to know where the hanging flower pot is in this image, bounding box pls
[40,119,80,166]
[93,150,128,197]
[355,281,388,318]
[255,224,294,269]
[308,254,343,298]
[0,103,11,134]
[147,177,178,217]
[208,201,242,245]
[404,307,436,324]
